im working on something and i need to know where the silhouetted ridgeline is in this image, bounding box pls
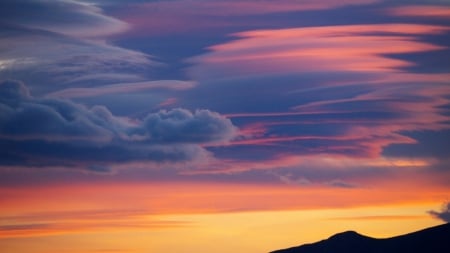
[271,223,450,253]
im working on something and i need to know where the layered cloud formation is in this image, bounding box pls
[184,23,450,166]
[0,80,237,171]
[0,0,156,94]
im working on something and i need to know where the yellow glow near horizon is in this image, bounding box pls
[0,201,444,253]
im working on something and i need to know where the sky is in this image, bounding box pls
[0,0,450,252]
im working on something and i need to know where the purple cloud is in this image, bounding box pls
[0,0,127,38]
[0,0,159,94]
[0,80,237,171]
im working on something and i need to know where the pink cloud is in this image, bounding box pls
[190,24,448,80]
[387,5,450,19]
[187,23,450,166]
[115,0,379,35]
[156,97,178,108]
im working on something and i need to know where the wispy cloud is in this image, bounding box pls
[115,0,380,35]
[190,24,448,79]
[0,208,192,238]
[48,80,196,98]
[183,22,450,166]
[0,0,155,93]
[0,0,128,38]
[387,5,450,19]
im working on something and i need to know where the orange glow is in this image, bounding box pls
[0,181,447,253]
[1,178,448,218]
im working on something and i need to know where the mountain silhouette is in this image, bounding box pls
[271,222,450,253]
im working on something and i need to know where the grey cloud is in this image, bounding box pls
[269,170,360,188]
[136,108,237,144]
[0,80,237,170]
[0,25,153,93]
[0,0,156,94]
[0,0,127,38]
[326,179,357,188]
[0,80,118,141]
[428,202,450,223]
[48,80,196,99]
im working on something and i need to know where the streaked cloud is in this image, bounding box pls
[48,80,196,98]
[0,208,192,238]
[183,22,450,168]
[0,0,128,38]
[0,0,155,93]
[190,24,448,79]
[388,5,450,19]
[115,0,380,35]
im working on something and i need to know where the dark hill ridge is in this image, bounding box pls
[271,223,450,253]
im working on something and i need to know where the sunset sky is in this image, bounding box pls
[1,0,450,252]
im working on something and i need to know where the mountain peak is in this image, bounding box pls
[271,223,450,253]
[328,230,365,240]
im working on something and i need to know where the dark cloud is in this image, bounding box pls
[0,80,237,171]
[136,108,236,144]
[428,202,450,223]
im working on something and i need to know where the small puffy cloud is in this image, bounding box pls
[136,109,236,144]
[428,202,450,223]
[0,80,237,171]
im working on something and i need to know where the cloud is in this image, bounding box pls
[0,208,192,238]
[0,25,153,93]
[179,22,450,165]
[189,24,448,80]
[0,0,128,38]
[0,0,156,94]
[387,5,450,19]
[135,108,237,144]
[47,80,196,98]
[326,179,357,188]
[114,0,380,35]
[428,202,450,222]
[0,80,237,171]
